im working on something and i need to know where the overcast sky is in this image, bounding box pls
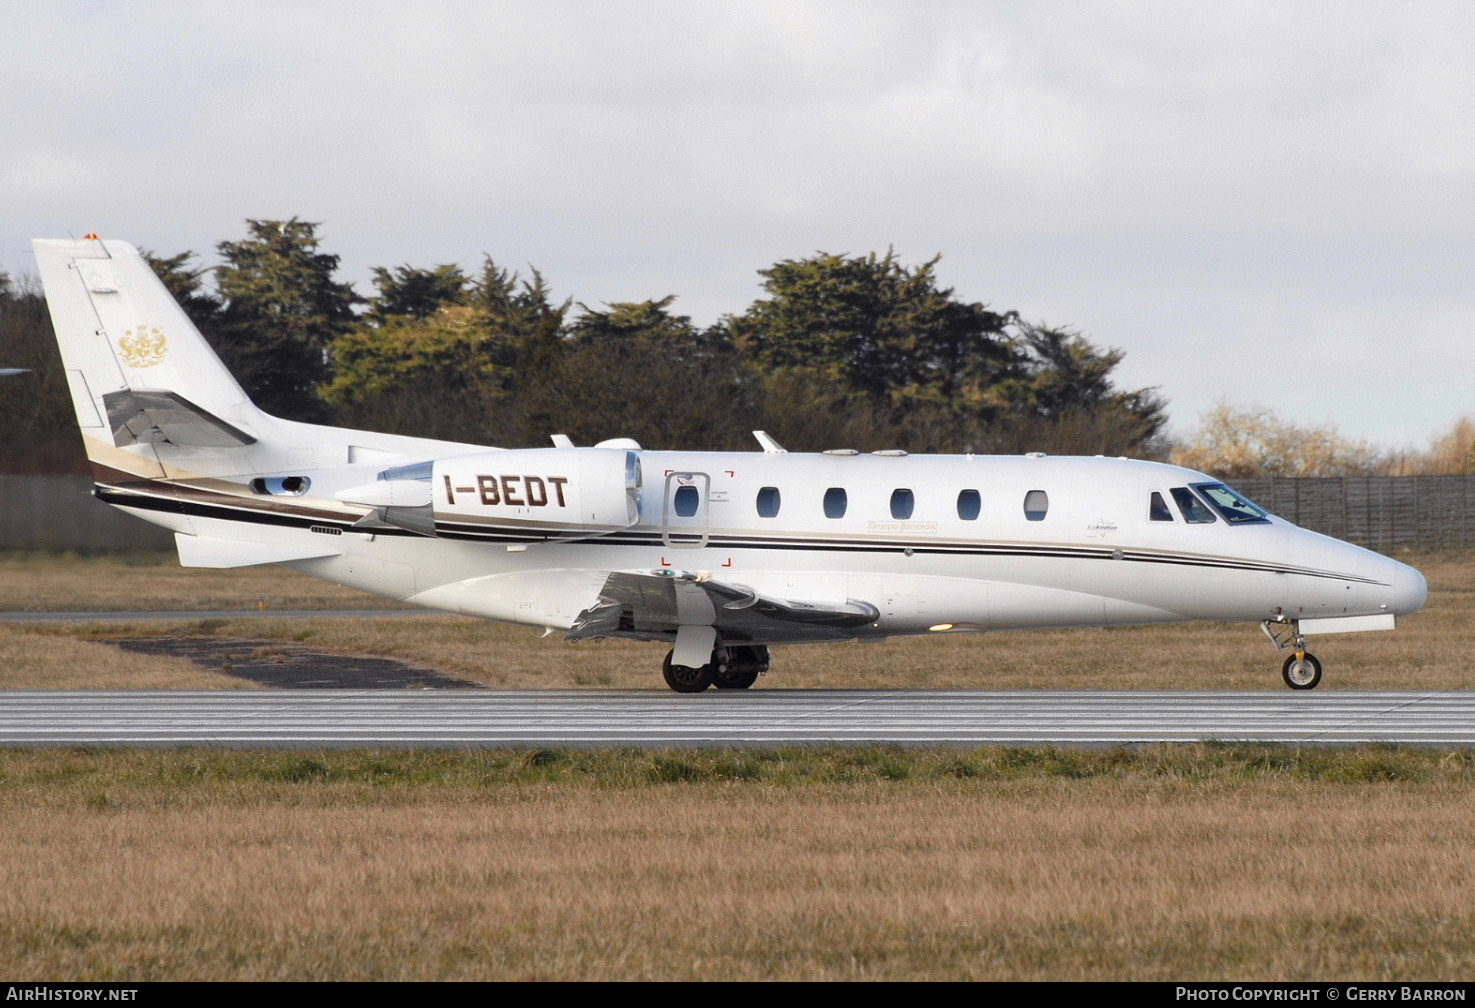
[4,1,1472,449]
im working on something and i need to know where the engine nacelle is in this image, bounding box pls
[339,447,641,540]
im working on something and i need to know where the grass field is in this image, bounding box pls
[2,745,1475,981]
[0,550,1472,981]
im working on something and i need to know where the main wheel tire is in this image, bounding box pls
[662,650,713,693]
[1282,653,1323,690]
[710,645,768,690]
[711,666,759,689]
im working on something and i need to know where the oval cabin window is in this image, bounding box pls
[673,484,700,517]
[823,487,848,519]
[1023,489,1048,521]
[957,489,981,521]
[890,488,915,520]
[756,486,781,518]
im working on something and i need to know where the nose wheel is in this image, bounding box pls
[1263,619,1323,690]
[1281,652,1323,690]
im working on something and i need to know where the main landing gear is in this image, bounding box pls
[661,644,771,693]
[1261,619,1323,690]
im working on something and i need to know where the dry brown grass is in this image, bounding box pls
[0,756,1472,981]
[0,623,255,690]
[1,548,1468,691]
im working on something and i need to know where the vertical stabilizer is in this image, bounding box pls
[34,234,492,483]
[32,236,263,477]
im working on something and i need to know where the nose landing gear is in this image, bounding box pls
[1262,619,1323,690]
[1281,652,1323,690]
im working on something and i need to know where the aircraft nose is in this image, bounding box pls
[1385,558,1428,617]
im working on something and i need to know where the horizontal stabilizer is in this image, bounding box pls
[105,389,257,448]
[175,533,341,569]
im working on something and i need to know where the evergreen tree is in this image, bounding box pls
[0,274,82,471]
[323,256,571,444]
[212,219,360,420]
[520,297,756,450]
[725,250,1017,408]
[364,264,468,325]
[142,250,222,334]
[723,250,1166,456]
[989,323,1168,455]
[469,257,569,378]
[566,296,703,352]
[322,305,511,442]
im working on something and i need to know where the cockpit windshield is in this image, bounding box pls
[1170,486,1216,523]
[1193,483,1271,524]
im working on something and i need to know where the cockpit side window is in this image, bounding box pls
[1170,486,1216,523]
[1149,491,1174,522]
[1194,483,1271,524]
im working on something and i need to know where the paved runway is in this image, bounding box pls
[0,689,1471,748]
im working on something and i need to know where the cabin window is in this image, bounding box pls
[1023,489,1048,521]
[890,488,915,520]
[956,489,981,521]
[756,486,781,518]
[1195,483,1271,524]
[823,487,848,519]
[1170,486,1216,523]
[1149,491,1174,522]
[673,484,700,517]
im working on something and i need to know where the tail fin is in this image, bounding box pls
[34,235,491,484]
[32,236,266,479]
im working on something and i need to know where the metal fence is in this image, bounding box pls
[1234,476,1475,552]
[1,473,1473,553]
[0,475,174,552]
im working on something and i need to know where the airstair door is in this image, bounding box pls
[662,471,710,548]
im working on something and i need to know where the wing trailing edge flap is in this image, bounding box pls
[567,570,880,645]
[175,533,342,569]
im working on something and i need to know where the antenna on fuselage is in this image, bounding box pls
[753,430,787,453]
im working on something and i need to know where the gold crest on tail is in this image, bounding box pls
[118,326,168,368]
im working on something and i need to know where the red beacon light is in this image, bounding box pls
[83,233,100,240]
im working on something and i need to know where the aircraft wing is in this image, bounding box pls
[568,570,880,646]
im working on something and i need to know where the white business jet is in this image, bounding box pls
[32,236,1427,692]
